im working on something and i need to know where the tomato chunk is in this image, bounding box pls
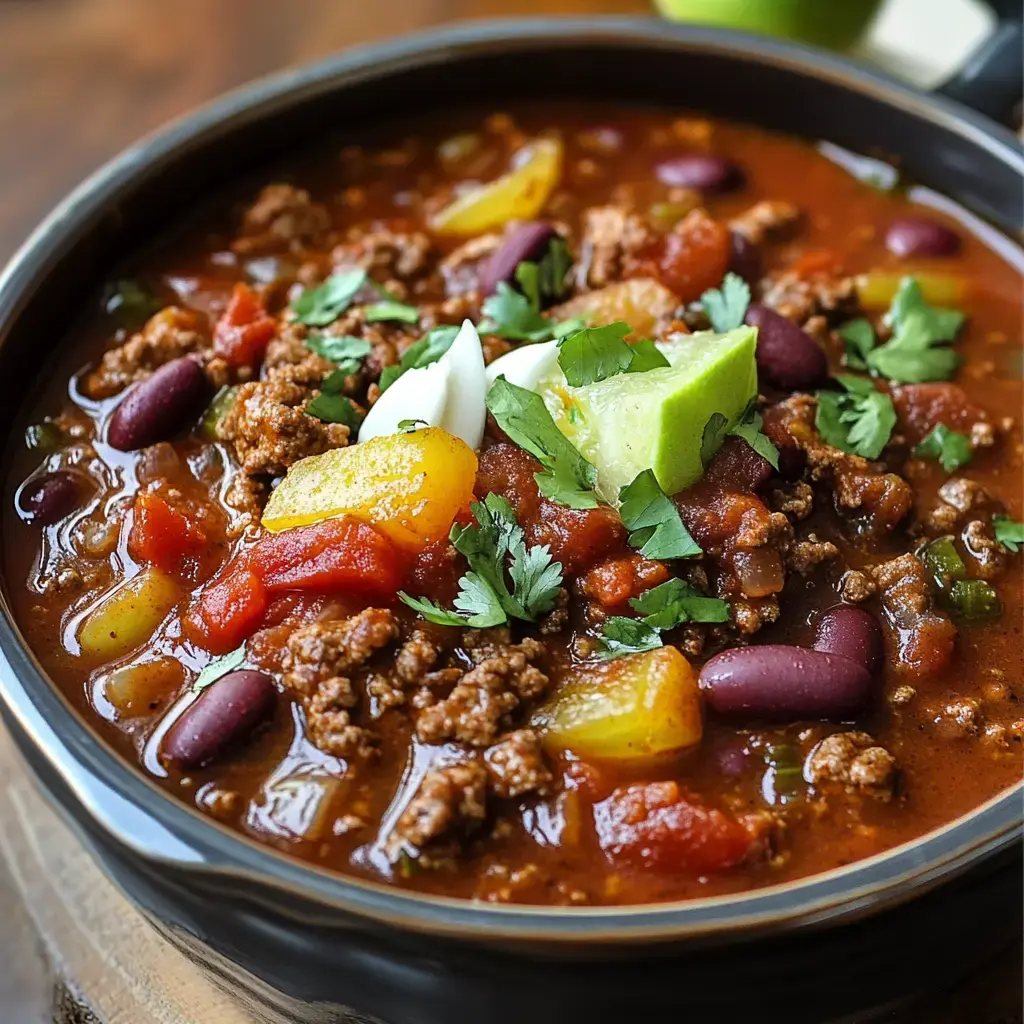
[631,209,730,303]
[594,781,753,874]
[891,383,990,445]
[187,569,269,654]
[127,492,207,576]
[580,554,669,608]
[213,283,277,368]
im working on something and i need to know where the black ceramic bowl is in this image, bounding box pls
[0,17,1022,1024]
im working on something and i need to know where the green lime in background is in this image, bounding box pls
[653,0,885,51]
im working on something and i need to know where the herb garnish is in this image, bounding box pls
[379,325,460,392]
[914,424,972,472]
[515,237,572,309]
[486,376,599,508]
[363,299,420,325]
[306,334,372,377]
[837,277,965,383]
[193,645,246,693]
[105,279,162,326]
[400,494,563,628]
[479,283,581,343]
[598,578,728,659]
[397,418,429,432]
[556,322,669,387]
[700,401,780,469]
[701,272,751,332]
[618,470,701,559]
[816,376,896,459]
[993,515,1024,553]
[291,269,367,327]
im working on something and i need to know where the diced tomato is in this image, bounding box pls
[580,554,670,608]
[476,443,625,575]
[891,383,990,445]
[594,781,753,874]
[213,283,277,368]
[788,249,843,277]
[702,436,773,494]
[127,492,207,576]
[407,537,462,605]
[631,209,730,303]
[186,569,269,654]
[251,517,401,595]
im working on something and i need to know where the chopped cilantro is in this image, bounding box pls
[378,325,460,392]
[700,402,779,470]
[397,418,429,432]
[816,376,896,459]
[291,269,367,326]
[105,279,162,326]
[193,645,246,693]
[625,339,670,373]
[596,617,663,659]
[305,391,363,428]
[865,276,965,383]
[306,334,372,377]
[618,469,701,559]
[400,495,563,628]
[515,237,572,309]
[914,424,972,472]
[993,515,1024,553]
[363,299,419,324]
[486,376,599,508]
[701,272,751,332]
[838,318,877,370]
[700,412,730,467]
[479,283,580,343]
[557,322,668,387]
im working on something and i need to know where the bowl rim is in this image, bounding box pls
[0,15,1021,945]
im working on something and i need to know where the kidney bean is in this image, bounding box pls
[728,230,762,284]
[162,670,276,769]
[478,221,557,298]
[655,154,743,194]
[107,356,209,451]
[814,605,884,676]
[18,470,82,525]
[699,645,874,721]
[744,304,828,390]
[885,217,960,259]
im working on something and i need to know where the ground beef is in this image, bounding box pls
[484,729,552,798]
[538,588,570,635]
[218,361,351,476]
[282,609,399,759]
[366,631,462,713]
[788,535,839,575]
[927,697,983,739]
[806,731,898,800]
[839,569,877,603]
[233,183,331,255]
[760,268,858,327]
[869,553,956,674]
[925,478,991,534]
[415,638,549,747]
[728,200,800,245]
[222,473,267,541]
[332,224,433,280]
[732,597,780,634]
[769,480,814,520]
[387,761,488,860]
[962,519,1008,579]
[576,205,653,289]
[83,307,207,399]
[763,394,912,535]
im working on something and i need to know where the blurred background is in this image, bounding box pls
[0,0,1012,1021]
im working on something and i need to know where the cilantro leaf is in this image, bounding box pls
[451,494,524,619]
[378,325,459,392]
[596,616,663,659]
[399,591,503,628]
[305,391,363,428]
[838,318,877,370]
[193,645,246,693]
[701,272,751,332]
[700,412,730,466]
[509,542,563,618]
[292,269,367,326]
[625,339,670,373]
[993,515,1024,553]
[397,418,428,431]
[618,469,701,559]
[364,300,419,324]
[451,573,509,626]
[866,276,965,383]
[557,322,634,386]
[628,577,729,628]
[306,334,372,377]
[729,401,780,469]
[815,376,896,459]
[480,283,557,342]
[486,376,598,508]
[914,424,972,472]
[515,237,572,308]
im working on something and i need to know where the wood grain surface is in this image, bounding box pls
[0,2,1020,1022]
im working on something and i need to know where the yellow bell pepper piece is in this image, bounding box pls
[79,569,181,660]
[857,271,967,311]
[261,427,477,552]
[429,138,563,235]
[551,278,680,338]
[532,647,703,765]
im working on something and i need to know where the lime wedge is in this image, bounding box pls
[543,327,757,501]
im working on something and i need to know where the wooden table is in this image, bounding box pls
[0,1,1020,1021]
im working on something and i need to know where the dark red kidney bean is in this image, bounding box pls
[814,605,884,677]
[704,436,772,492]
[18,470,81,525]
[162,670,276,769]
[885,217,960,259]
[744,304,828,390]
[107,356,209,451]
[728,230,762,285]
[478,222,557,298]
[700,645,874,721]
[655,154,743,194]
